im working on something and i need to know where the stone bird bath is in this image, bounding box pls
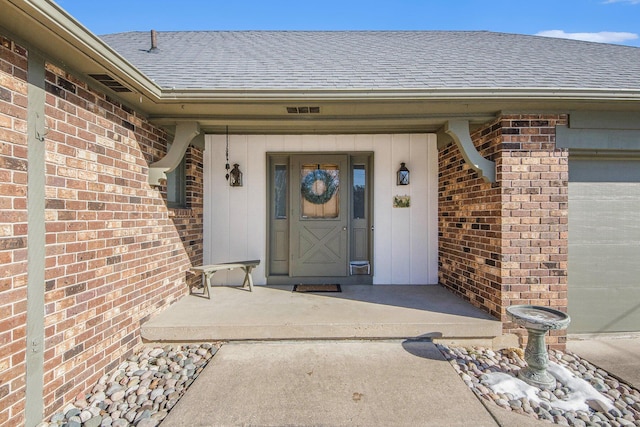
[506,305,571,389]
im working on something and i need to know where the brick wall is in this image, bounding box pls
[438,115,569,349]
[0,34,204,425]
[163,145,204,284]
[0,36,29,427]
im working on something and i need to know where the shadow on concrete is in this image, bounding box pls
[141,285,502,342]
[401,337,446,360]
[262,283,496,320]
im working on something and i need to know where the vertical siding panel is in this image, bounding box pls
[246,135,267,282]
[203,135,215,265]
[340,134,356,152]
[354,134,373,152]
[390,135,412,284]
[427,135,439,284]
[301,134,317,151]
[283,135,299,152]
[265,134,284,152]
[226,135,250,284]
[409,134,430,284]
[372,134,393,284]
[210,134,230,283]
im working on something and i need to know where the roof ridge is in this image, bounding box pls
[102,29,495,36]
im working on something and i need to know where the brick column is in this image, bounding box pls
[439,114,569,349]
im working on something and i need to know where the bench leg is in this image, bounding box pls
[205,271,215,299]
[240,266,254,292]
[191,273,205,298]
[202,271,214,299]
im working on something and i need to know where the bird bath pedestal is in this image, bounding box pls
[506,305,571,389]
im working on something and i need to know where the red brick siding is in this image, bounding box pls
[439,115,569,349]
[0,33,204,425]
[439,120,503,318]
[162,145,204,284]
[0,36,29,427]
[40,62,202,417]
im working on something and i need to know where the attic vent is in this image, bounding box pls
[286,106,320,114]
[88,74,132,93]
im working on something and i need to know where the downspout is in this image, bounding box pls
[26,50,46,426]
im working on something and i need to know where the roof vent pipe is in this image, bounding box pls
[149,30,158,52]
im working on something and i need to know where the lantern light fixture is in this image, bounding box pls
[397,162,410,186]
[230,163,243,187]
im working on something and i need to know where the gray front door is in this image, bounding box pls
[290,155,349,276]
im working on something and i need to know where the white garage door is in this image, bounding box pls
[568,157,640,333]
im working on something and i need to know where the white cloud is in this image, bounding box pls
[603,0,640,4]
[536,30,639,44]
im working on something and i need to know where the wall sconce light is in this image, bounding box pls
[230,163,243,187]
[397,162,410,185]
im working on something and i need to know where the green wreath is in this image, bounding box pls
[301,169,339,205]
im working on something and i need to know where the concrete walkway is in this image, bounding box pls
[147,290,640,426]
[568,334,640,390]
[161,340,548,427]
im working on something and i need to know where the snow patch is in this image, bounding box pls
[483,362,614,413]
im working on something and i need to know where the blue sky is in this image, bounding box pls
[56,0,640,47]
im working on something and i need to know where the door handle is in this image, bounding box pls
[343,227,347,231]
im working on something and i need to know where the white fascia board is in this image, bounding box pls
[158,87,640,103]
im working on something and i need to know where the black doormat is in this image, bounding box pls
[293,284,342,293]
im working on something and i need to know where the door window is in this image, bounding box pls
[274,165,287,219]
[353,165,366,219]
[300,163,340,219]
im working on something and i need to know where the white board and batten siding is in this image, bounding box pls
[203,134,438,285]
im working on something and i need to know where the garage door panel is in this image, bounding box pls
[568,287,640,333]
[571,221,640,244]
[569,182,640,201]
[569,245,640,286]
[568,158,640,334]
[570,203,640,244]
[570,159,640,183]
[570,185,640,244]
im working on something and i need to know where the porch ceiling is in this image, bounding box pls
[150,104,500,135]
[148,97,640,135]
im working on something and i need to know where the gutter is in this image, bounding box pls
[159,87,640,103]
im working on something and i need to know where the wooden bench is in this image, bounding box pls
[190,260,260,299]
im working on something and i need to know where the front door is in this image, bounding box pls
[290,155,349,276]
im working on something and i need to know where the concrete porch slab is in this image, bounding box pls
[141,285,502,343]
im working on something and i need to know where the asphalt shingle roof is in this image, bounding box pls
[100,31,640,91]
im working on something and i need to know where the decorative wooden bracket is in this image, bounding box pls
[443,120,495,183]
[148,122,202,186]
